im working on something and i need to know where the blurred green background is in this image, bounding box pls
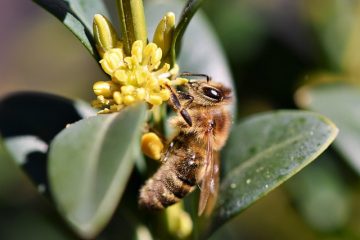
[1,0,360,239]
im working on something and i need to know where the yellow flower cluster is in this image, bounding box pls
[92,15,187,113]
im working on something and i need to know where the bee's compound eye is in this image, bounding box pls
[202,87,222,101]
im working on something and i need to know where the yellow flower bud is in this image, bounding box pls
[110,104,122,112]
[150,48,162,69]
[113,69,128,85]
[143,43,158,66]
[171,77,189,86]
[97,95,112,105]
[123,95,136,105]
[153,12,175,57]
[93,14,119,57]
[113,91,123,104]
[93,81,118,97]
[100,48,124,75]
[148,94,163,105]
[141,132,164,160]
[131,40,143,63]
[124,56,138,70]
[147,77,160,91]
[154,63,171,75]
[135,70,148,85]
[169,64,179,76]
[165,202,193,239]
[136,88,146,100]
[159,89,171,100]
[121,85,136,95]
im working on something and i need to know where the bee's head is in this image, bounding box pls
[188,79,232,106]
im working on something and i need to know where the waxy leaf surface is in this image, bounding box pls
[210,111,338,235]
[49,104,146,238]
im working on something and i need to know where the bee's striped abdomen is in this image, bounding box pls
[138,168,194,210]
[138,134,203,210]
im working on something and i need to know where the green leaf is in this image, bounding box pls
[169,0,205,64]
[48,104,147,238]
[33,0,110,58]
[286,153,350,232]
[209,110,338,235]
[295,82,360,174]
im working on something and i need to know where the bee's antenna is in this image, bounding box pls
[179,72,211,82]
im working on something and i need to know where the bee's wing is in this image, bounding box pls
[203,151,220,216]
[198,128,218,216]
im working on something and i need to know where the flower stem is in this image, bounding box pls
[117,0,148,55]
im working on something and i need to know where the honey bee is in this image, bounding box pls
[139,74,232,215]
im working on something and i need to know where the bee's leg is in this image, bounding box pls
[162,141,175,163]
[177,91,194,107]
[165,85,193,127]
[179,72,211,82]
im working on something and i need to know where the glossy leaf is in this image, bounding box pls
[33,0,110,58]
[295,83,360,174]
[48,104,146,238]
[0,92,96,194]
[210,111,338,234]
